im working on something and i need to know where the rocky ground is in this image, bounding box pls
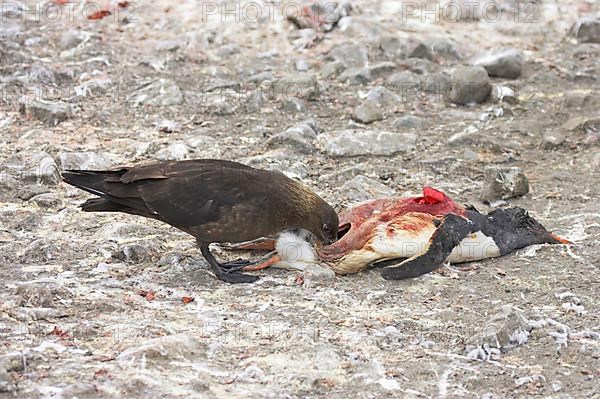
[1,0,600,397]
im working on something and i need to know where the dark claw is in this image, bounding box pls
[220,258,253,271]
[216,271,260,284]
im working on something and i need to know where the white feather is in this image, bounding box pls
[274,230,318,271]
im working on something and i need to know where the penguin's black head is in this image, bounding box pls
[488,207,571,247]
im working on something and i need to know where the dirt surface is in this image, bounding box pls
[1,0,599,397]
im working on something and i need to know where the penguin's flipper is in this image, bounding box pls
[380,213,474,280]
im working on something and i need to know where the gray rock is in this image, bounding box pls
[403,58,436,75]
[366,86,401,107]
[58,151,112,171]
[386,71,420,88]
[156,40,180,52]
[28,101,73,125]
[21,152,61,185]
[571,16,600,43]
[353,100,384,123]
[58,30,89,50]
[29,63,56,84]
[295,58,311,71]
[480,166,529,202]
[447,127,501,151]
[278,73,319,99]
[16,184,49,201]
[467,305,530,351]
[0,173,19,201]
[448,66,491,105]
[318,130,417,157]
[129,79,184,106]
[118,334,206,365]
[0,369,12,393]
[281,97,307,113]
[19,238,59,263]
[472,48,524,79]
[410,37,460,60]
[340,175,395,202]
[423,71,450,93]
[114,243,160,264]
[392,115,423,131]
[155,141,191,161]
[29,193,63,209]
[155,119,178,133]
[75,77,113,98]
[204,92,236,115]
[379,35,408,60]
[328,43,369,69]
[339,67,372,85]
[320,61,345,78]
[248,71,274,83]
[303,264,336,287]
[185,134,218,149]
[318,164,366,184]
[542,131,566,150]
[368,62,397,80]
[563,90,600,111]
[266,121,318,154]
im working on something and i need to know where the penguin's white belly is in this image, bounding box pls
[448,231,500,263]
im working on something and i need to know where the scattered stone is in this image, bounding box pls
[340,175,395,202]
[114,243,160,264]
[368,62,397,80]
[480,166,530,203]
[57,151,112,171]
[448,66,491,105]
[467,305,530,352]
[118,334,206,365]
[328,43,368,69]
[155,141,191,161]
[423,71,450,93]
[303,264,336,287]
[392,115,423,131]
[58,30,89,50]
[410,37,460,61]
[12,282,70,307]
[295,58,311,71]
[248,71,274,83]
[75,76,113,98]
[320,60,345,78]
[0,173,20,201]
[20,152,61,185]
[156,119,178,133]
[353,100,384,123]
[266,120,318,154]
[29,63,56,84]
[19,238,59,263]
[277,73,319,99]
[129,79,184,106]
[491,85,517,104]
[17,185,50,202]
[472,48,524,79]
[29,193,63,209]
[281,97,307,113]
[339,67,372,85]
[379,35,408,60]
[403,58,436,75]
[28,101,73,125]
[386,71,420,88]
[366,86,401,107]
[571,16,600,43]
[318,130,417,157]
[542,131,566,150]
